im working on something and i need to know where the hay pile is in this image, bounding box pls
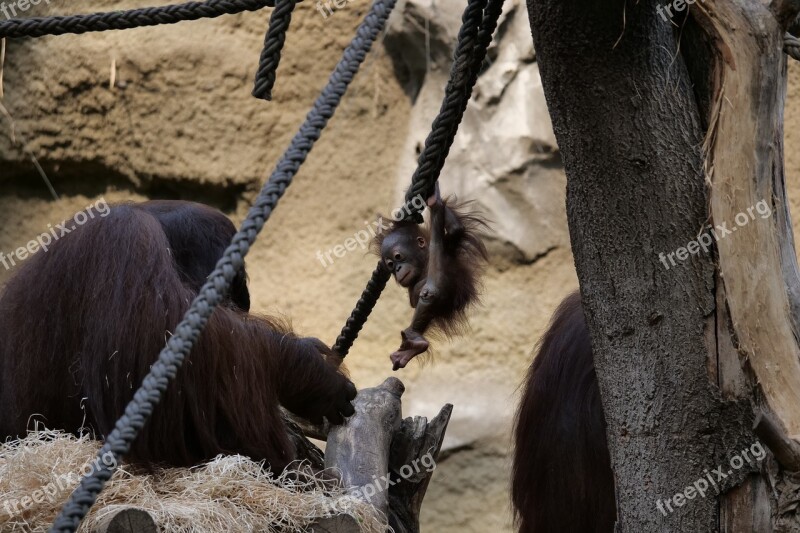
[0,431,385,532]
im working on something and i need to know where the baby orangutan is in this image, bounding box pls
[374,186,488,370]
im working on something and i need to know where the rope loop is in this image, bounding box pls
[786,33,800,61]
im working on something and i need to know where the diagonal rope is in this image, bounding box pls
[332,261,392,357]
[398,0,487,220]
[48,0,397,530]
[786,32,800,61]
[332,0,505,358]
[252,0,298,100]
[421,0,504,217]
[0,0,275,39]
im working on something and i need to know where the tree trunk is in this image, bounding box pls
[525,0,800,530]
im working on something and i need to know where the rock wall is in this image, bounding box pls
[2,1,800,532]
[385,0,567,263]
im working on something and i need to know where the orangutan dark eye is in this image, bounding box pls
[386,259,394,270]
[394,253,403,261]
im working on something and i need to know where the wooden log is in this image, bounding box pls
[321,377,453,533]
[92,508,157,533]
[388,404,453,533]
[693,0,800,441]
[754,410,800,472]
[324,377,405,520]
[282,412,326,472]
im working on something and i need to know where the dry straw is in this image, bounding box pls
[0,430,385,532]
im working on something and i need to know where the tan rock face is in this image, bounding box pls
[385,0,567,264]
[6,2,799,532]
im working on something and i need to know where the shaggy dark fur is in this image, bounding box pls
[140,200,252,312]
[512,291,616,532]
[0,200,355,470]
[373,198,487,333]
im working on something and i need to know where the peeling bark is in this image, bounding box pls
[692,0,800,447]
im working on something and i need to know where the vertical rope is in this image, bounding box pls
[400,0,504,220]
[252,0,298,100]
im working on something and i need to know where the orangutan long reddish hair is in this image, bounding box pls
[512,291,616,532]
[0,200,356,470]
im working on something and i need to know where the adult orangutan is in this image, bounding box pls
[512,291,616,532]
[0,200,356,471]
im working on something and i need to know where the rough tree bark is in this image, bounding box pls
[526,0,800,530]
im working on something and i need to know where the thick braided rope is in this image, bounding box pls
[0,0,274,38]
[48,0,397,531]
[429,0,504,201]
[332,261,391,356]
[399,0,488,222]
[332,0,505,358]
[252,0,298,101]
[786,33,800,61]
[466,0,505,111]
